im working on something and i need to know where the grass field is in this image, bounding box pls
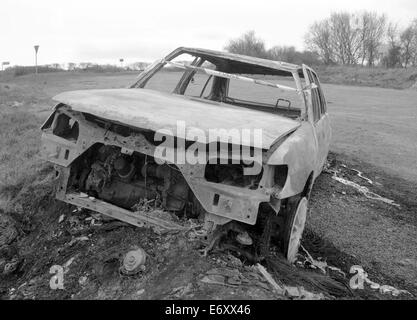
[316,65,417,89]
[1,71,417,299]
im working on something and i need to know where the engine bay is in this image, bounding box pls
[67,144,196,217]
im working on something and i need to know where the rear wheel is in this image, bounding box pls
[281,196,308,263]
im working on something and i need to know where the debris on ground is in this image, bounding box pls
[67,236,89,247]
[331,174,399,207]
[120,247,147,276]
[264,254,352,298]
[0,155,412,300]
[256,263,325,300]
[171,283,193,298]
[283,285,326,300]
[236,231,253,246]
[3,257,21,275]
[200,267,244,287]
[63,256,76,273]
[256,263,285,295]
[324,162,399,207]
[78,275,88,286]
[136,288,145,296]
[340,164,374,185]
[299,245,346,277]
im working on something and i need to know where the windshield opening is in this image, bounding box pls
[136,50,303,120]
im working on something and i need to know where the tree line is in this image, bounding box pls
[225,30,322,66]
[4,61,151,77]
[225,12,417,68]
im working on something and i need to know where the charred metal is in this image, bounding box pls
[40,47,331,262]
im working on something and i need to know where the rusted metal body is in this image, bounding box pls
[40,47,331,255]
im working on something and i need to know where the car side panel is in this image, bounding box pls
[266,122,318,199]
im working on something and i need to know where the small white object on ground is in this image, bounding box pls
[236,231,253,246]
[256,263,285,295]
[78,275,88,286]
[63,257,75,273]
[341,164,374,185]
[122,248,147,275]
[299,245,346,277]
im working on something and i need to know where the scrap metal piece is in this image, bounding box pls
[65,192,187,233]
[256,263,286,295]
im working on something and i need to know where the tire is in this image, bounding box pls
[281,196,308,263]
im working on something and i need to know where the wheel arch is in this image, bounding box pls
[302,171,315,199]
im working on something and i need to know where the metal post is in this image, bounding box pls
[34,45,39,75]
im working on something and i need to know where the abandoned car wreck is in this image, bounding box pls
[40,47,331,263]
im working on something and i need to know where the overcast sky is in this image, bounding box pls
[1,0,416,66]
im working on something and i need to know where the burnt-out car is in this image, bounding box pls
[40,47,331,262]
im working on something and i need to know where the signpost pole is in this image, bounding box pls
[34,45,40,75]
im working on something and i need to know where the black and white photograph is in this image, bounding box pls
[0,0,416,308]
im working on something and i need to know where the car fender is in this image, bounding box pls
[266,122,318,199]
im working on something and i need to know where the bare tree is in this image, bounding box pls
[358,12,387,66]
[268,46,298,63]
[329,12,363,65]
[306,12,362,65]
[305,20,334,64]
[224,31,268,58]
[306,11,386,66]
[382,22,402,68]
[67,62,76,71]
[412,20,417,66]
[400,20,417,67]
[387,22,399,48]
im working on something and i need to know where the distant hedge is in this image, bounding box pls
[11,66,65,77]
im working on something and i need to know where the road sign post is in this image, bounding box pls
[34,45,40,74]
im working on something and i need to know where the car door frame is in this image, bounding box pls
[302,64,330,176]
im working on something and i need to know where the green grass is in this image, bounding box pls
[0,111,42,188]
[0,83,53,215]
